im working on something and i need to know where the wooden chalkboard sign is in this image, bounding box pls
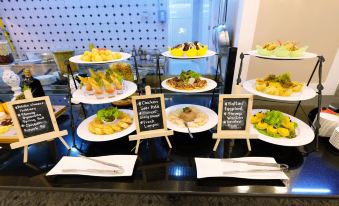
[135,97,164,132]
[221,97,249,131]
[213,94,257,151]
[13,100,54,138]
[7,90,70,163]
[129,86,173,154]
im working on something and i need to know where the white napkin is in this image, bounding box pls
[195,157,289,180]
[46,155,137,177]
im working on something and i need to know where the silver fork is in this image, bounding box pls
[184,122,194,138]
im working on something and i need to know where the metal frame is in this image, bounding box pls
[236,52,325,151]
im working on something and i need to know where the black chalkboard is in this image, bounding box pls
[221,98,249,131]
[136,97,164,132]
[13,100,54,138]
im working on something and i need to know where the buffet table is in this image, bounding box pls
[0,95,338,205]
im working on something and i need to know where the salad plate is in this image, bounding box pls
[77,109,136,142]
[250,109,314,146]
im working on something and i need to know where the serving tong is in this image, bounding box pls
[221,159,289,174]
[62,155,125,174]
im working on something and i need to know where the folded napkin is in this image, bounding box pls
[195,157,289,180]
[47,155,137,177]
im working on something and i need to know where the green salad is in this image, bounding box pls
[97,107,120,122]
[179,70,201,82]
[251,110,298,139]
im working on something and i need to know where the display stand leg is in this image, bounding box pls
[246,138,252,151]
[236,53,248,85]
[23,146,28,163]
[164,136,172,148]
[65,61,76,148]
[315,56,325,151]
[135,139,141,154]
[293,59,320,116]
[156,54,163,94]
[293,56,324,151]
[211,55,222,109]
[213,138,221,151]
[133,55,141,94]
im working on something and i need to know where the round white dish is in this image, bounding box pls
[161,50,216,59]
[69,52,131,64]
[161,77,217,93]
[251,109,314,146]
[166,104,218,133]
[71,80,137,104]
[242,79,317,101]
[77,109,136,142]
[247,50,317,60]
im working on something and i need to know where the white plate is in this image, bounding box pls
[69,52,131,64]
[161,50,216,59]
[247,50,317,60]
[166,104,218,133]
[77,109,136,142]
[251,109,314,146]
[72,81,137,104]
[243,79,317,101]
[161,77,217,93]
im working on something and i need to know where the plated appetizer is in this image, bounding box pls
[168,106,208,128]
[88,107,133,135]
[169,41,208,57]
[251,110,298,139]
[166,70,207,90]
[80,48,122,62]
[255,73,304,97]
[256,41,308,57]
[79,68,124,99]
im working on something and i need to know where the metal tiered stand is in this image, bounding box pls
[64,53,139,151]
[236,51,325,151]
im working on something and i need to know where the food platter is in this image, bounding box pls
[247,50,317,60]
[243,79,316,101]
[161,77,217,93]
[166,104,218,133]
[77,109,136,142]
[69,52,131,64]
[250,109,314,146]
[71,80,137,104]
[161,50,216,59]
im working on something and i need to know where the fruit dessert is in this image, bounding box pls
[256,41,308,57]
[169,41,208,57]
[80,44,122,62]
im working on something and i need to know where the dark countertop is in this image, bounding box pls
[0,94,338,198]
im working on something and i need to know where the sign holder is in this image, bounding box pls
[212,94,257,151]
[7,90,70,163]
[129,86,173,154]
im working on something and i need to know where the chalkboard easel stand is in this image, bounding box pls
[129,86,173,154]
[8,90,70,163]
[212,94,257,152]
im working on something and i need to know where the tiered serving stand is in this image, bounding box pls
[236,50,324,151]
[65,53,138,149]
[160,50,219,135]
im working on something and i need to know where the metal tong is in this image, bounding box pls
[221,159,289,173]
